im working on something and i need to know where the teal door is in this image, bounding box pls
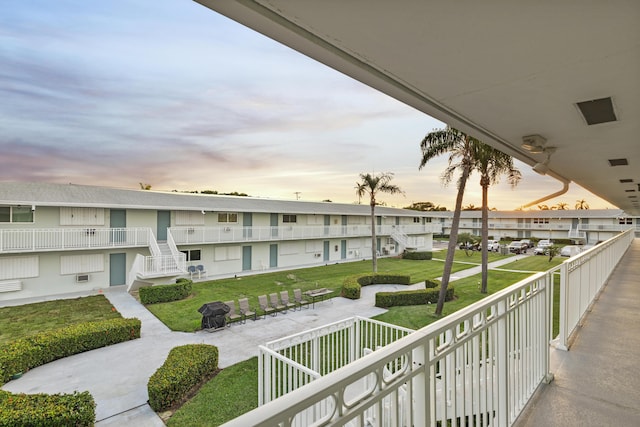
[110,209,126,243]
[323,241,330,261]
[243,213,253,239]
[242,246,252,271]
[341,240,347,259]
[157,211,170,241]
[342,215,347,234]
[269,244,278,268]
[109,253,126,286]
[324,215,330,235]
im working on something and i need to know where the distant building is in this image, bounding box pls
[0,182,438,301]
[438,209,639,243]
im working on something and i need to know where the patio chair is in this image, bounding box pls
[187,265,199,279]
[280,290,296,312]
[269,292,287,314]
[238,297,257,322]
[258,295,276,318]
[224,300,242,325]
[293,288,309,310]
[196,264,207,279]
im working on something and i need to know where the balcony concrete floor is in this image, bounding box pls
[514,239,640,426]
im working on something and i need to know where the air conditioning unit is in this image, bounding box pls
[187,227,195,234]
[76,274,90,283]
[224,227,231,232]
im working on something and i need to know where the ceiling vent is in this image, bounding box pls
[576,97,617,125]
[625,189,636,192]
[608,158,628,167]
[619,179,633,183]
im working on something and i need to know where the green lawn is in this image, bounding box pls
[0,295,122,346]
[166,358,258,427]
[146,254,507,332]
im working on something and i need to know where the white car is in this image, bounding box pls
[486,240,500,251]
[560,245,582,257]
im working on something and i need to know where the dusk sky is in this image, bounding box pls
[0,1,615,210]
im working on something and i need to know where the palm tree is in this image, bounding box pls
[538,204,550,210]
[419,127,477,316]
[556,202,568,210]
[355,172,403,273]
[471,142,521,293]
[575,199,590,210]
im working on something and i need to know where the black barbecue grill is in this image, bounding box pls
[198,301,230,331]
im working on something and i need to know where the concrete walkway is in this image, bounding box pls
[514,239,640,426]
[1,254,528,426]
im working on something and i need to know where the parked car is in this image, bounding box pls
[533,239,554,255]
[508,241,528,254]
[537,239,553,248]
[560,245,582,257]
[459,241,479,250]
[533,246,549,255]
[520,239,532,249]
[486,240,500,252]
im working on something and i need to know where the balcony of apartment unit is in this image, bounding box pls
[451,222,572,231]
[170,223,442,245]
[577,223,635,232]
[0,227,152,254]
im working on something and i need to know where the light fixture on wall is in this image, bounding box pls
[532,147,557,175]
[201,210,205,215]
[521,135,547,154]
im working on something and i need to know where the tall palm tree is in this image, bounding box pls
[556,202,568,210]
[419,127,477,315]
[471,142,521,293]
[575,199,590,210]
[356,172,403,273]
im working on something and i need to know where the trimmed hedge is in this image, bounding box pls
[375,286,456,308]
[0,318,141,384]
[139,280,192,304]
[424,280,439,289]
[0,390,95,427]
[401,251,433,260]
[148,344,219,412]
[341,274,411,300]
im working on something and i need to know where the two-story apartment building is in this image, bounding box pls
[0,182,439,301]
[442,209,639,243]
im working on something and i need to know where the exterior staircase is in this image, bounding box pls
[390,230,417,251]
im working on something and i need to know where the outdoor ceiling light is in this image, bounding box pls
[521,134,547,154]
[532,147,556,176]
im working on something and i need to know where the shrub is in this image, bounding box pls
[375,286,455,308]
[0,318,141,385]
[341,274,411,300]
[148,344,219,412]
[401,251,433,260]
[0,390,95,427]
[424,280,439,288]
[139,281,192,304]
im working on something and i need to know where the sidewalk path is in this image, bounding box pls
[2,256,530,426]
[433,253,529,282]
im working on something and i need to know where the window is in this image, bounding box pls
[533,218,550,224]
[217,213,238,223]
[619,218,633,225]
[0,206,34,223]
[180,249,201,261]
[413,217,420,223]
[283,214,297,223]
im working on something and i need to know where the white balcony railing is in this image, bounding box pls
[170,224,442,245]
[0,227,151,253]
[222,229,635,427]
[577,224,634,232]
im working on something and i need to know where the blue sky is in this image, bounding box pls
[0,1,613,210]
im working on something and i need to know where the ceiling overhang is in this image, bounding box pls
[196,1,640,215]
